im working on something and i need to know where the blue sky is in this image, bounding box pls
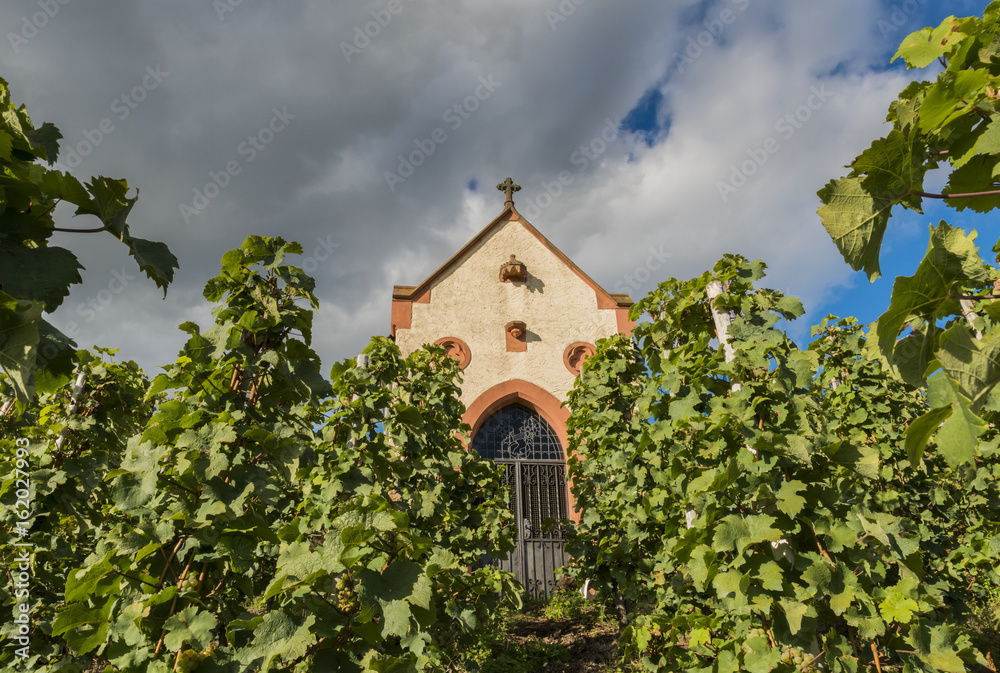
[1,0,996,369]
[610,0,993,346]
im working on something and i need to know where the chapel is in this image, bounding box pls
[390,178,634,595]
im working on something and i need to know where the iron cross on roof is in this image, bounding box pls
[496,177,520,207]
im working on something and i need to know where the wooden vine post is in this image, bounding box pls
[699,281,793,565]
[54,371,87,451]
[705,280,738,389]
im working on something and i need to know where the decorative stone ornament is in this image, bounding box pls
[499,254,527,282]
[563,342,596,376]
[434,336,471,369]
[505,321,527,352]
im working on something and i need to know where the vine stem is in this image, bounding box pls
[847,629,861,661]
[52,225,106,233]
[111,568,157,588]
[805,650,825,669]
[158,472,197,494]
[911,188,1000,200]
[205,573,228,598]
[35,198,61,219]
[157,537,186,589]
[154,559,192,657]
[813,534,836,567]
[871,641,883,673]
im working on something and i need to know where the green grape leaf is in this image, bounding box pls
[926,372,987,467]
[879,593,919,624]
[890,317,942,388]
[237,611,316,673]
[25,121,62,163]
[689,627,711,648]
[817,128,927,280]
[51,599,115,637]
[919,68,991,133]
[756,560,785,592]
[936,324,1000,410]
[0,128,12,160]
[0,291,44,401]
[830,583,856,616]
[163,608,218,651]
[775,480,807,517]
[904,405,953,468]
[127,236,179,294]
[817,177,895,281]
[0,244,83,311]
[779,599,809,635]
[802,561,833,593]
[922,653,967,673]
[381,600,415,639]
[65,623,110,655]
[821,441,879,479]
[892,17,969,68]
[955,117,1000,167]
[942,154,1000,212]
[877,222,987,359]
[33,318,76,394]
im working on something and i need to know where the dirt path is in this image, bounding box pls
[505,604,623,672]
[459,595,640,673]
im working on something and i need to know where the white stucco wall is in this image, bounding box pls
[395,218,621,407]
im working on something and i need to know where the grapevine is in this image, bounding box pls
[0,237,519,672]
[565,256,1000,671]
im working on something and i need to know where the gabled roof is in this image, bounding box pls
[392,205,633,311]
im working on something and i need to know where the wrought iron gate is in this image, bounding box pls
[472,404,570,598]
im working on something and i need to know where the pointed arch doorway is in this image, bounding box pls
[471,402,571,597]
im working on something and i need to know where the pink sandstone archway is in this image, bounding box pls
[463,379,581,523]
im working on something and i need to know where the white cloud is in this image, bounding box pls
[0,0,958,375]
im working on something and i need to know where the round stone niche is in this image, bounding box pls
[434,336,471,369]
[563,342,596,376]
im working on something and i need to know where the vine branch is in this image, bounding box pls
[51,225,106,233]
[910,188,1000,200]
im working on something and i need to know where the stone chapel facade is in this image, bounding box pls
[389,179,634,595]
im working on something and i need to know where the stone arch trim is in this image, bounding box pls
[463,379,581,522]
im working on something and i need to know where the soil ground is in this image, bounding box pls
[452,591,640,673]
